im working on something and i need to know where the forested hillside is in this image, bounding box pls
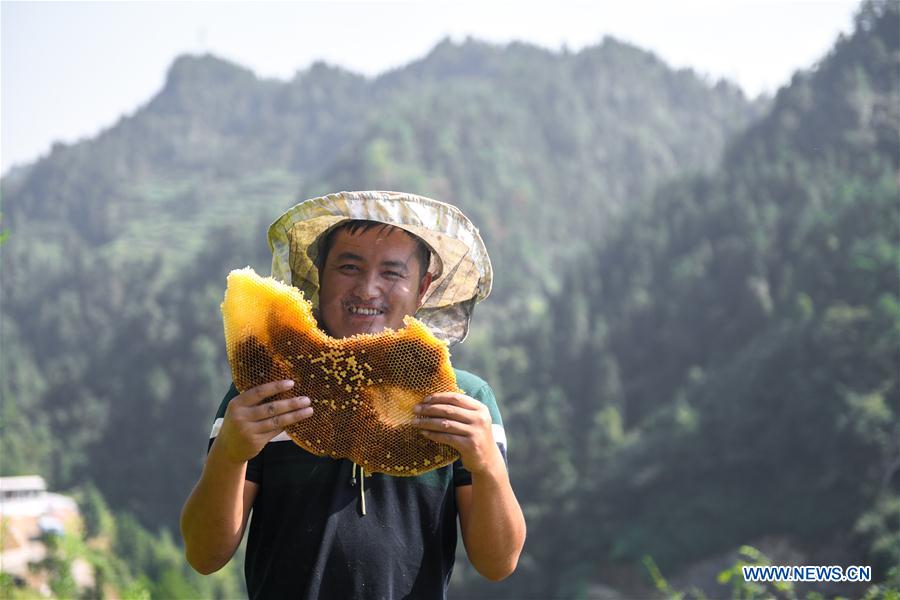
[2,1,897,598]
[464,2,898,597]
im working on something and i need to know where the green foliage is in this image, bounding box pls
[855,495,900,577]
[0,573,31,600]
[74,483,116,540]
[859,566,900,600]
[644,555,685,600]
[36,533,80,599]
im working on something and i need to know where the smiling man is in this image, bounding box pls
[318,221,433,339]
[181,191,525,599]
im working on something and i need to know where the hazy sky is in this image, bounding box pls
[1,0,861,175]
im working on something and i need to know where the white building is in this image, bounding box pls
[0,475,89,592]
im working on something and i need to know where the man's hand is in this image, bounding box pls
[182,378,312,574]
[413,392,504,476]
[414,392,525,581]
[216,379,314,464]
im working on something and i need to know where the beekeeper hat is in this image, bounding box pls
[268,190,492,345]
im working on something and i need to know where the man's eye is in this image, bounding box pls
[339,264,360,273]
[384,271,405,280]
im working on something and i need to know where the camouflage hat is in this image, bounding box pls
[267,190,492,345]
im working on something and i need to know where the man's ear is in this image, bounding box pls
[417,271,433,307]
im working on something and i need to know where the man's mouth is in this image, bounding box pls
[347,305,384,317]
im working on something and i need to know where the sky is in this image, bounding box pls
[1,0,861,175]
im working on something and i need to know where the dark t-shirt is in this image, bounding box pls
[208,369,507,599]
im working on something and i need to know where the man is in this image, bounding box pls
[181,191,525,599]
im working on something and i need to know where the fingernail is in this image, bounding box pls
[413,405,422,413]
[299,396,311,406]
[282,380,295,387]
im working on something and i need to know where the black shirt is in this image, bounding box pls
[208,369,507,600]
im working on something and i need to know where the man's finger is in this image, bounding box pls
[254,406,314,433]
[417,429,464,449]
[413,403,475,424]
[248,396,311,421]
[413,416,469,437]
[234,380,295,406]
[418,392,478,409]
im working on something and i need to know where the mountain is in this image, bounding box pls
[475,2,898,596]
[3,36,760,282]
[311,36,762,301]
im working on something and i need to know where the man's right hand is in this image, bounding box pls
[216,379,314,463]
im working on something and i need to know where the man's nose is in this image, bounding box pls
[353,272,381,299]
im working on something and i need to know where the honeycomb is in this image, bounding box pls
[221,267,461,476]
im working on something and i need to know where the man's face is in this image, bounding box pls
[318,226,432,338]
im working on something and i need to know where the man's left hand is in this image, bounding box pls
[413,392,504,476]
